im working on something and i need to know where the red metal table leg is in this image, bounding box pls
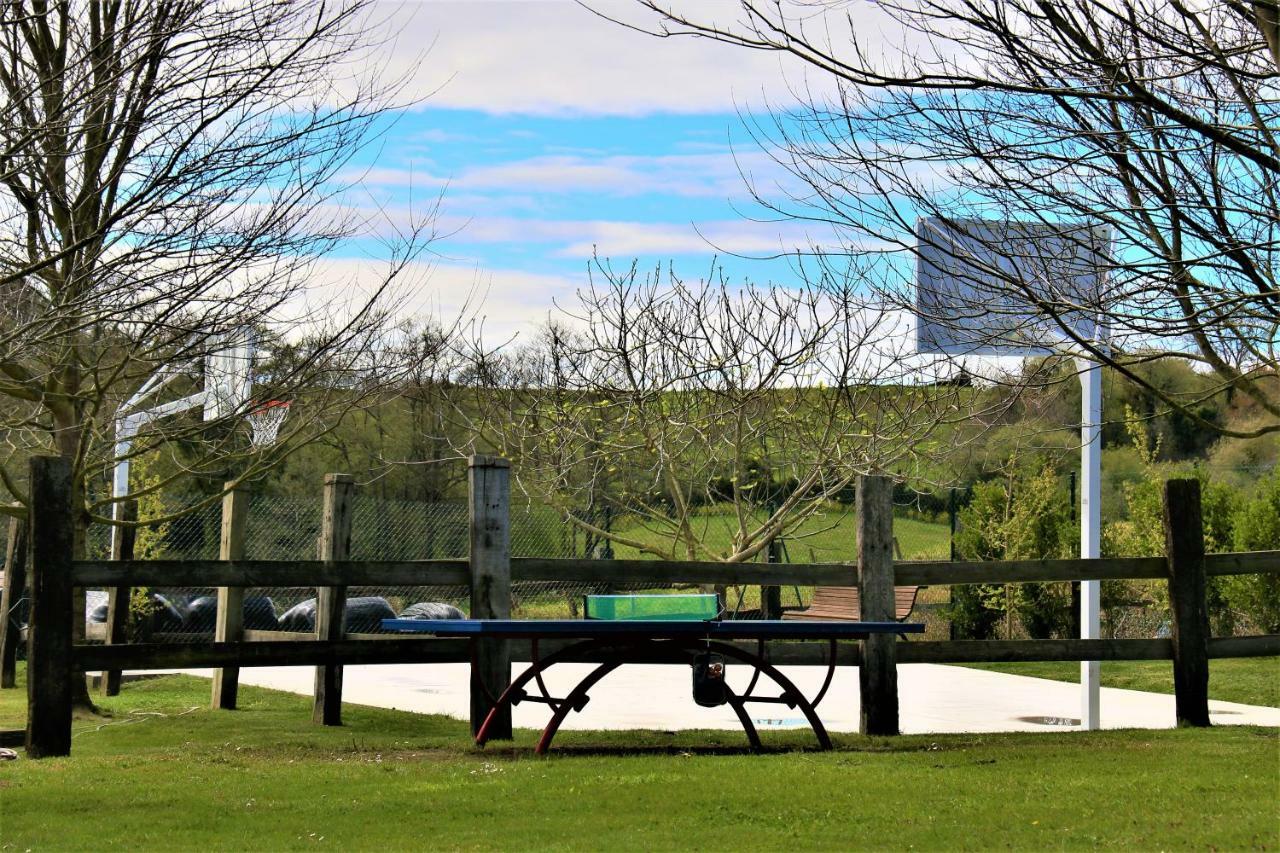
[534,659,624,755]
[705,640,833,750]
[476,637,614,746]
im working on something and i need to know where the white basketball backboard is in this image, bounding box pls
[915,218,1109,356]
[203,330,255,420]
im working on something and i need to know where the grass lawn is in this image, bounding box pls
[959,657,1280,708]
[610,506,951,561]
[0,667,1276,851]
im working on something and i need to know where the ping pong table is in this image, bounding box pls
[380,618,923,753]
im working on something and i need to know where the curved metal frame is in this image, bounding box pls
[476,636,839,754]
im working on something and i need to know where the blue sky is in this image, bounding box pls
[322,1,871,343]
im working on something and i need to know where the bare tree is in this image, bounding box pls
[0,0,440,539]
[455,261,984,564]
[607,1,1279,437]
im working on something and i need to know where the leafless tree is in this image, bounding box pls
[454,261,987,563]
[0,1,442,543]
[605,0,1279,437]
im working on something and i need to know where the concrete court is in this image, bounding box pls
[180,661,1280,735]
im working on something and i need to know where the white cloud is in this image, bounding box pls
[551,218,824,258]
[347,149,782,198]
[365,0,835,116]
[305,256,585,346]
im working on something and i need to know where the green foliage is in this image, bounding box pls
[950,468,1076,639]
[1100,408,1244,633]
[1224,472,1280,632]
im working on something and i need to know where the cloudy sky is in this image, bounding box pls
[327,0,877,343]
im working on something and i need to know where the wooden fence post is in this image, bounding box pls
[212,485,249,710]
[313,474,354,725]
[102,500,137,696]
[857,474,899,736]
[1163,478,1210,727]
[26,456,75,758]
[469,455,511,739]
[762,535,783,620]
[0,514,28,689]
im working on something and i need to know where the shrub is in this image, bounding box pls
[949,469,1075,639]
[1224,473,1280,633]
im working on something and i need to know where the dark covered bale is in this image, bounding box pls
[343,597,396,633]
[398,601,465,620]
[148,592,186,632]
[86,590,108,622]
[179,594,278,632]
[279,598,316,632]
[277,596,395,632]
[183,596,219,632]
[243,594,279,630]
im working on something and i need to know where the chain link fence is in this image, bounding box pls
[4,460,1272,647]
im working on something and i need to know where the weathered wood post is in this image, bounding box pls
[1163,478,1211,727]
[212,485,250,710]
[102,499,137,696]
[761,535,783,620]
[314,474,354,725]
[469,455,511,739]
[26,456,75,758]
[0,513,29,688]
[857,474,899,736]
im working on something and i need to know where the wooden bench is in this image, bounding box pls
[782,585,921,622]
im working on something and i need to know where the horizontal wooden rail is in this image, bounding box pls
[72,559,471,587]
[68,551,1278,592]
[894,556,1169,585]
[512,557,856,586]
[74,637,864,670]
[899,638,1172,663]
[1208,634,1280,657]
[72,632,1279,673]
[241,630,404,643]
[75,638,474,670]
[1204,551,1280,576]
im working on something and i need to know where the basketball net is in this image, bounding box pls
[246,400,290,449]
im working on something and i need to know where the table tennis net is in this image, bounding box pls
[583,593,720,621]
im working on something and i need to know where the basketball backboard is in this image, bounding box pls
[203,329,255,420]
[914,218,1110,356]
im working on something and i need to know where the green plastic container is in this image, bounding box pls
[584,593,720,621]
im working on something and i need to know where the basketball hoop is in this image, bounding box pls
[246,400,290,449]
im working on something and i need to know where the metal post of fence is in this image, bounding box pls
[0,513,28,689]
[25,456,75,758]
[102,499,137,696]
[212,485,249,710]
[313,474,354,725]
[857,474,899,736]
[1163,478,1211,727]
[469,455,511,739]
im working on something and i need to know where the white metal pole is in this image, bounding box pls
[1079,361,1102,730]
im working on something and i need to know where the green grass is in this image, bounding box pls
[1,667,1276,851]
[959,657,1280,708]
[611,505,950,561]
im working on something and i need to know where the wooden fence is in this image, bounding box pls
[5,455,1279,757]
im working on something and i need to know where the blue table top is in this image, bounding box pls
[380,618,923,640]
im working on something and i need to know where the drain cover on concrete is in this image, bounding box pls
[1016,715,1080,726]
[753,717,808,729]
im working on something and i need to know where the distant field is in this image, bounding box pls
[609,505,950,562]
